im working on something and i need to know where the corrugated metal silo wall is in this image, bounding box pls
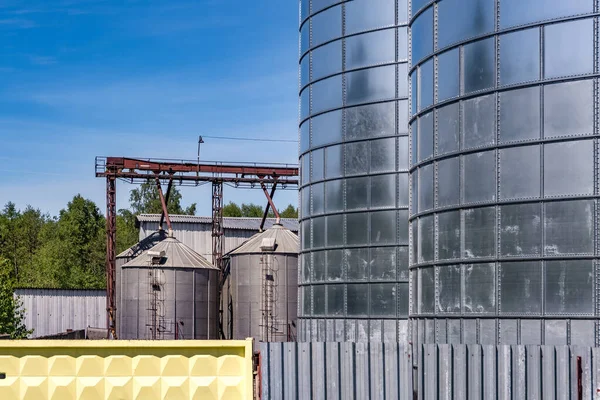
[409,1,599,346]
[119,267,219,340]
[115,256,130,339]
[226,254,298,342]
[297,0,410,342]
[139,221,257,261]
[15,289,106,338]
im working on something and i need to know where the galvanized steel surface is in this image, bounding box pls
[228,224,299,255]
[119,238,219,340]
[119,267,219,340]
[417,344,600,400]
[122,237,217,270]
[297,318,409,343]
[14,289,106,338]
[261,342,600,400]
[260,341,413,400]
[409,0,600,346]
[225,253,298,341]
[297,0,411,340]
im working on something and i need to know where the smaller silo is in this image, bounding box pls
[116,230,167,339]
[224,223,298,342]
[119,236,219,340]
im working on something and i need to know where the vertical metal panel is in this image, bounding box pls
[284,342,297,400]
[453,345,467,399]
[312,342,326,400]
[399,344,413,400]
[512,346,527,400]
[467,345,482,400]
[261,343,271,400]
[384,342,399,400]
[355,342,370,399]
[497,345,512,400]
[541,346,556,400]
[438,344,452,400]
[369,342,384,400]
[262,343,600,400]
[340,342,356,400]
[325,343,340,400]
[15,289,106,338]
[268,342,283,400]
[592,347,600,400]
[482,345,496,400]
[570,346,592,400]
[527,345,542,400]
[423,344,438,400]
[297,342,312,400]
[556,346,570,400]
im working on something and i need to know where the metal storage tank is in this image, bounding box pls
[409,0,599,345]
[298,0,410,342]
[115,230,166,339]
[119,236,219,340]
[223,223,298,342]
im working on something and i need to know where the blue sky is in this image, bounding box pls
[0,0,300,216]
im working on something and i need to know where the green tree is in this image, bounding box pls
[240,203,265,218]
[0,259,32,339]
[279,204,298,219]
[32,195,106,289]
[222,202,242,217]
[129,182,196,215]
[116,209,139,254]
[0,202,20,278]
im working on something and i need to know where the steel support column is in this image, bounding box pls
[212,180,224,270]
[106,176,117,339]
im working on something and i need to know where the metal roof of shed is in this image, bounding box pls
[136,214,298,231]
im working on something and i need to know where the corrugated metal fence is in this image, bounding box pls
[260,342,413,400]
[261,343,600,400]
[418,344,599,400]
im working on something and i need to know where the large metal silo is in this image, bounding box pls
[119,236,219,340]
[409,0,598,345]
[297,0,411,342]
[223,223,298,342]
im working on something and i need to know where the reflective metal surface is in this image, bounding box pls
[298,0,410,341]
[409,0,599,345]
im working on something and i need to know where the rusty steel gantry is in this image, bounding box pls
[95,156,299,339]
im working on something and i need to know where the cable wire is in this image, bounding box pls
[201,135,298,143]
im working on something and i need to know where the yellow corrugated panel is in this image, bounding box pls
[0,339,253,400]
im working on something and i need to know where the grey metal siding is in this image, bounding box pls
[119,267,219,340]
[15,289,106,338]
[261,342,413,400]
[261,342,600,400]
[139,221,258,260]
[228,253,298,342]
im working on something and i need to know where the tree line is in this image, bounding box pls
[0,182,297,290]
[0,182,297,337]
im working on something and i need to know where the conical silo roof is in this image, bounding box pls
[227,223,299,255]
[122,236,217,269]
